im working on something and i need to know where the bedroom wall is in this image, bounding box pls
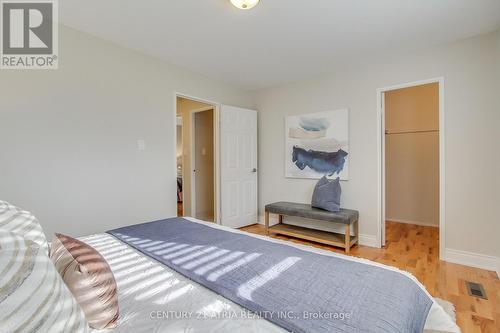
[0,25,253,238]
[254,31,500,261]
[385,83,439,227]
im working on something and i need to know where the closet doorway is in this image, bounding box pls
[378,78,445,257]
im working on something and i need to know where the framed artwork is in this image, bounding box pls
[285,109,349,180]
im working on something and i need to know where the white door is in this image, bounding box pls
[220,105,258,228]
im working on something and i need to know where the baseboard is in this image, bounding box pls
[386,217,438,228]
[358,234,379,248]
[444,248,500,278]
[496,258,500,279]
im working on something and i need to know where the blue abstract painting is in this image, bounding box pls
[285,109,349,180]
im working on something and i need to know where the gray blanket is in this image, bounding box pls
[108,218,432,333]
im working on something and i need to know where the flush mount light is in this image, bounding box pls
[230,0,260,10]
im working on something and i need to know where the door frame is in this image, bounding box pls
[174,93,221,224]
[376,77,445,258]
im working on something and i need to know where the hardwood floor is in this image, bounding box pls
[177,202,183,217]
[240,221,500,333]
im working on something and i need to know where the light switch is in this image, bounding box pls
[137,139,146,151]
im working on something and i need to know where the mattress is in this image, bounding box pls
[81,217,459,333]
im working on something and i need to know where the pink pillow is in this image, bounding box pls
[50,233,119,329]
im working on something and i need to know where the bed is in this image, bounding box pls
[79,217,460,333]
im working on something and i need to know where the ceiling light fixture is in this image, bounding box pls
[230,0,260,10]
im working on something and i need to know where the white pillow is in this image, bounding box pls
[0,200,49,255]
[0,229,89,333]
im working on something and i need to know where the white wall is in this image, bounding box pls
[0,25,253,238]
[385,83,440,227]
[254,31,500,258]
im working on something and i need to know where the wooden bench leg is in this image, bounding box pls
[345,224,350,254]
[265,211,270,235]
[354,220,359,246]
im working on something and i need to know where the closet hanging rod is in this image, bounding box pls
[385,129,439,135]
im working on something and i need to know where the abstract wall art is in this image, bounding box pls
[285,109,349,180]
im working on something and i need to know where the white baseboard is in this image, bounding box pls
[444,248,500,278]
[386,217,438,228]
[496,258,500,279]
[358,234,379,248]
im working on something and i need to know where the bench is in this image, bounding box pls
[265,202,359,253]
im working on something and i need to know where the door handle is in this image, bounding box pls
[252,168,257,173]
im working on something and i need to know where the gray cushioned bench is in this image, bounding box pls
[265,202,359,253]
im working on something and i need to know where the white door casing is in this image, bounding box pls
[381,92,386,246]
[220,105,258,228]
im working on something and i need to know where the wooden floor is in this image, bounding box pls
[240,221,500,333]
[177,202,183,217]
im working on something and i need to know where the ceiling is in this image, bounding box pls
[60,0,500,91]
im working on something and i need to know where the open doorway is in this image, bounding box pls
[193,109,215,221]
[380,79,444,256]
[176,96,216,222]
[176,115,183,216]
